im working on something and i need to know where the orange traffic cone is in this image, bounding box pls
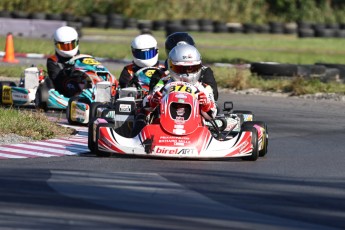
[2,33,19,63]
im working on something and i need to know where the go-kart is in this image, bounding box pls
[62,54,117,125]
[88,66,164,126]
[88,80,268,160]
[0,66,45,106]
[0,54,117,127]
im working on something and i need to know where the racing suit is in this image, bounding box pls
[118,61,166,89]
[131,79,217,137]
[46,52,83,97]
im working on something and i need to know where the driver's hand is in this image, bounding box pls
[149,91,162,108]
[198,91,212,112]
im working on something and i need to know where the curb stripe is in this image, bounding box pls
[0,147,64,157]
[1,144,74,156]
[24,142,86,152]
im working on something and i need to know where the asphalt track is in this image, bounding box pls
[0,91,344,229]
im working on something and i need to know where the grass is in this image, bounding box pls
[3,28,345,64]
[0,108,75,139]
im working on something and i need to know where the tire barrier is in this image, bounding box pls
[250,62,344,83]
[3,10,345,39]
[0,18,66,38]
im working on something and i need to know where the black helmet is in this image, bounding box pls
[165,32,195,56]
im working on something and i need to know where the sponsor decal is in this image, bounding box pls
[101,136,113,148]
[174,124,184,129]
[119,104,131,112]
[12,92,28,101]
[154,146,196,155]
[70,101,77,121]
[174,116,185,124]
[243,114,253,121]
[2,86,12,104]
[173,129,186,135]
[238,140,249,152]
[82,58,100,65]
[158,136,190,146]
[175,93,187,99]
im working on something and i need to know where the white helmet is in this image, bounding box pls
[131,34,159,68]
[54,26,79,58]
[168,44,202,84]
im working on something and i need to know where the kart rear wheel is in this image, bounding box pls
[89,102,106,121]
[35,84,49,111]
[241,124,259,161]
[242,121,268,157]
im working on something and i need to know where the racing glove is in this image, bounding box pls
[148,91,163,108]
[198,91,212,112]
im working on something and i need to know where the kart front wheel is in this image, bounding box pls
[241,125,259,161]
[242,121,268,157]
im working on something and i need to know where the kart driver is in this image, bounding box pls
[46,26,85,98]
[165,32,219,101]
[131,44,217,136]
[118,34,167,91]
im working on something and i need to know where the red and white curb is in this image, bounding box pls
[0,125,89,160]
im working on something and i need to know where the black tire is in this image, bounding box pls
[107,13,124,29]
[138,20,152,30]
[297,65,327,77]
[91,13,107,28]
[243,23,257,34]
[29,12,46,20]
[165,24,186,37]
[89,102,105,121]
[35,79,53,111]
[250,62,298,77]
[213,21,228,33]
[182,19,199,31]
[11,11,29,19]
[315,63,345,80]
[46,13,62,21]
[298,28,315,38]
[240,125,259,161]
[257,24,270,34]
[152,20,166,31]
[242,121,268,157]
[315,28,336,38]
[269,22,284,34]
[0,10,12,18]
[0,81,16,104]
[79,16,92,27]
[124,18,137,29]
[88,117,97,153]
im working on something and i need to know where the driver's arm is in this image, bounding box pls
[119,67,133,88]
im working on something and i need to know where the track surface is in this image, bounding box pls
[0,92,344,229]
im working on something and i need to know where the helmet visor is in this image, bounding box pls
[132,47,158,60]
[55,39,79,51]
[170,62,202,74]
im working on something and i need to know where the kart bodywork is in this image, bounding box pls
[89,81,268,160]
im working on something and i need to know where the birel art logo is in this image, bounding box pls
[154,147,195,155]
